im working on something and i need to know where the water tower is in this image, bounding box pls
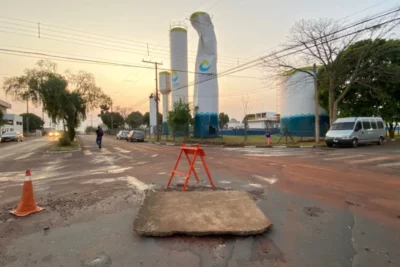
[190,12,219,138]
[159,71,171,134]
[170,22,188,105]
[280,70,329,137]
[149,94,157,135]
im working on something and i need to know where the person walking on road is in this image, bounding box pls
[95,126,104,149]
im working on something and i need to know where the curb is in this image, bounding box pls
[145,141,325,149]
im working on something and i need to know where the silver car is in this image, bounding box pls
[116,130,129,140]
[126,130,145,142]
[1,131,24,143]
[325,117,386,148]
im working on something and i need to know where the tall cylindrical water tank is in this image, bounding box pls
[170,23,188,105]
[159,71,171,134]
[280,70,329,137]
[190,11,219,138]
[149,94,157,135]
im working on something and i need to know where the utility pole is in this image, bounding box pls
[110,103,114,134]
[26,117,29,135]
[142,59,163,142]
[313,63,320,144]
[26,98,29,113]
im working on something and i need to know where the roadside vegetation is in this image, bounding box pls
[48,140,80,152]
[3,60,112,147]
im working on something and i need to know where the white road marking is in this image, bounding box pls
[323,154,364,161]
[101,148,112,154]
[14,152,34,160]
[83,150,92,156]
[115,147,130,153]
[117,154,132,159]
[157,172,167,175]
[219,180,231,184]
[107,167,132,173]
[244,153,289,157]
[81,178,118,185]
[249,183,263,188]
[252,174,278,184]
[349,156,392,164]
[151,154,158,157]
[135,161,148,165]
[126,176,153,191]
[377,162,400,167]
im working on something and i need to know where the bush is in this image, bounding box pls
[59,136,72,146]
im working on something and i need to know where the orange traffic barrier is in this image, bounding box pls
[167,144,215,191]
[10,170,43,216]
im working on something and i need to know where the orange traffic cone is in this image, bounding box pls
[10,170,43,216]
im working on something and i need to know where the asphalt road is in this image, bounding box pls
[0,135,399,267]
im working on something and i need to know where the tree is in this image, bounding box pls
[20,113,44,132]
[143,111,162,127]
[65,70,112,111]
[219,112,229,129]
[168,99,192,136]
[267,16,399,126]
[319,39,400,137]
[143,112,150,126]
[115,106,132,120]
[3,60,111,142]
[125,111,144,128]
[85,126,97,134]
[100,112,124,129]
[0,109,5,127]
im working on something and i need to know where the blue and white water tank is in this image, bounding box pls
[280,70,329,136]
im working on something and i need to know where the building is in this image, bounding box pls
[2,114,23,134]
[0,100,12,134]
[246,112,280,129]
[0,99,11,115]
[227,118,244,129]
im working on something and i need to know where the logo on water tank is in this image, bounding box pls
[171,70,178,82]
[199,60,210,72]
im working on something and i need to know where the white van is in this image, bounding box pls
[325,117,385,148]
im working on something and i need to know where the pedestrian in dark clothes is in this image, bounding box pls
[95,126,104,149]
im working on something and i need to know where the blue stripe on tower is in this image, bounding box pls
[162,121,169,135]
[280,114,330,137]
[194,113,219,138]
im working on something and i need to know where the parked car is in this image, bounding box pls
[325,117,385,148]
[0,131,24,143]
[126,130,145,142]
[116,130,129,140]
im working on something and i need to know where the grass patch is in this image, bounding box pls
[48,140,80,152]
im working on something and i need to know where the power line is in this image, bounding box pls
[3,8,398,109]
[110,4,400,110]
[0,26,240,68]
[0,16,241,64]
[169,13,400,95]
[243,3,400,64]
[0,47,219,75]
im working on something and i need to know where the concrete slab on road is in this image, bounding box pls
[134,190,271,236]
